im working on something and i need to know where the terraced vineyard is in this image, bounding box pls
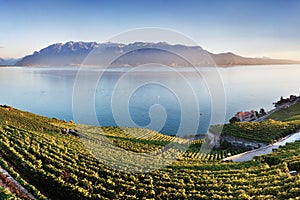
[1,107,300,199]
[257,140,300,171]
[0,186,16,199]
[217,119,300,143]
[180,149,245,161]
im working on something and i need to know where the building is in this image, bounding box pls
[235,110,257,122]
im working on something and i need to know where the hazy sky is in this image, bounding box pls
[1,0,300,60]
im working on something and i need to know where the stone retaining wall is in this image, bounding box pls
[0,166,36,199]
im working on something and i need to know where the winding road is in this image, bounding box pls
[222,131,300,162]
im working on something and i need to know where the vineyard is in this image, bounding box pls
[257,140,300,171]
[0,186,16,199]
[1,107,300,199]
[216,119,300,143]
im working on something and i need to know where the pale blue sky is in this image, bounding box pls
[1,0,300,60]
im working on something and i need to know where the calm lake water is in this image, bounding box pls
[0,65,299,136]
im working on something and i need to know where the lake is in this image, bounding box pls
[0,64,299,136]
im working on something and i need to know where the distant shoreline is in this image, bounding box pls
[1,63,300,68]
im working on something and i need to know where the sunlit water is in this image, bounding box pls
[0,65,299,136]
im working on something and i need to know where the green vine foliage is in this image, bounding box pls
[1,107,300,199]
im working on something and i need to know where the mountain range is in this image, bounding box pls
[14,41,300,67]
[0,58,20,66]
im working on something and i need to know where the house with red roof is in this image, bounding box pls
[235,110,257,122]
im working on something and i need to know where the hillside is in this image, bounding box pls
[218,119,300,143]
[267,101,300,121]
[1,106,300,199]
[16,41,299,67]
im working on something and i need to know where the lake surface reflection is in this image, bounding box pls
[0,65,299,136]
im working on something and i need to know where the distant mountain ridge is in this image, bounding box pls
[0,57,20,66]
[16,41,299,67]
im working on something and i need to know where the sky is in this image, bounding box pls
[1,0,300,60]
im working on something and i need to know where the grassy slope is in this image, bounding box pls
[267,101,300,121]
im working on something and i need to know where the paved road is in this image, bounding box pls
[222,131,300,162]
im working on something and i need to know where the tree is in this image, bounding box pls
[229,116,240,123]
[260,108,266,116]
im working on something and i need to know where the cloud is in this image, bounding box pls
[0,46,4,48]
